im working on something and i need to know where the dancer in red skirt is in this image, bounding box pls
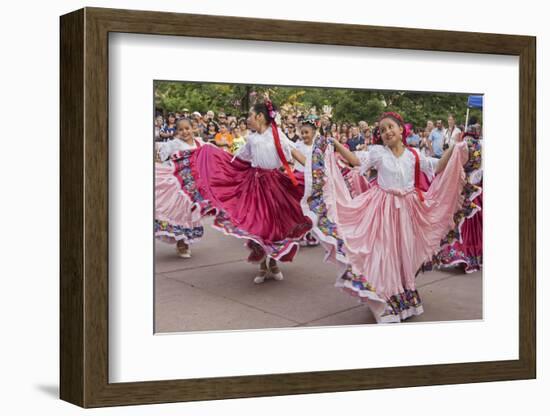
[173,94,311,283]
[425,131,483,273]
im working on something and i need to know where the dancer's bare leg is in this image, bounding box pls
[253,258,269,284]
[176,240,191,258]
[268,258,284,281]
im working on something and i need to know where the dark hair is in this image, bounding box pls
[167,112,177,123]
[207,122,219,133]
[371,126,382,145]
[175,117,192,129]
[252,102,277,123]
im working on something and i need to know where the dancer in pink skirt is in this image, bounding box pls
[172,94,311,283]
[155,117,205,258]
[302,112,469,323]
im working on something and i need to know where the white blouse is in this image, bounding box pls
[157,137,203,161]
[234,127,296,169]
[355,145,439,192]
[293,139,313,172]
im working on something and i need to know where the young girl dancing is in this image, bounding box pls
[294,119,320,247]
[171,94,310,283]
[155,117,205,258]
[302,112,469,322]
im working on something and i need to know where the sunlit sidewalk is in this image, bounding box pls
[154,218,482,333]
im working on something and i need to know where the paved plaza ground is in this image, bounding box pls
[155,218,482,333]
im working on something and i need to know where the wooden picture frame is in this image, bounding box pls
[60,7,536,408]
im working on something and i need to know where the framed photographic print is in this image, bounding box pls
[60,7,536,408]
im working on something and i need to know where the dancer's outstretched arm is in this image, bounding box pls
[332,138,361,167]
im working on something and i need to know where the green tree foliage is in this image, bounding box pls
[154,81,480,127]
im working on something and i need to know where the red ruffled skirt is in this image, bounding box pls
[185,144,312,261]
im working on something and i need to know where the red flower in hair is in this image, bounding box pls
[378,111,404,125]
[265,100,277,120]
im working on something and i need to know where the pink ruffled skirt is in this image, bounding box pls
[154,161,204,244]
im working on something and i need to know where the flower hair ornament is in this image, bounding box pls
[265,97,299,187]
[302,118,319,129]
[461,130,480,141]
[265,100,277,121]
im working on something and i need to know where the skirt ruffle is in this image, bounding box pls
[426,185,483,273]
[155,161,204,244]
[424,139,483,273]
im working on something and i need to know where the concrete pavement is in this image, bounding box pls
[155,218,482,333]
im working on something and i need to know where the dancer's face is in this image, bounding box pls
[247,109,262,131]
[379,118,404,148]
[300,126,315,145]
[177,120,193,140]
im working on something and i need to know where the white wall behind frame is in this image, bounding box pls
[1,0,545,415]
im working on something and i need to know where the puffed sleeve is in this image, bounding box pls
[279,129,296,162]
[418,151,438,179]
[355,145,384,175]
[233,137,253,162]
[157,140,176,161]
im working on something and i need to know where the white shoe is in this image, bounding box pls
[177,246,191,258]
[270,269,284,281]
[254,273,267,284]
[254,269,268,284]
